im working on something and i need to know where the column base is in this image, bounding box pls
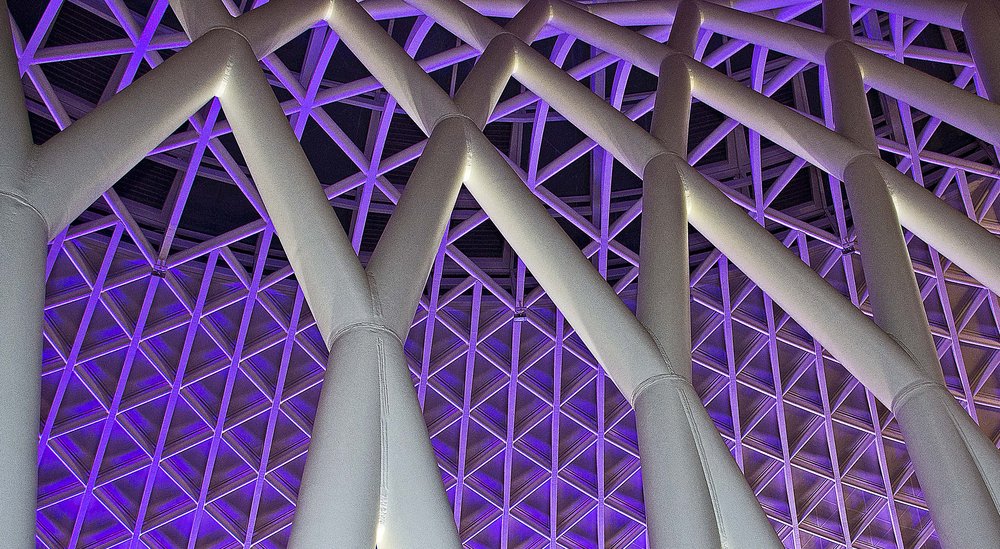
[894,382,1000,547]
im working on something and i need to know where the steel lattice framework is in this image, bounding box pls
[2,0,1000,547]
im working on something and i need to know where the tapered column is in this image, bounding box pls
[638,28,696,383]
[485,1,924,400]
[376,332,460,548]
[219,35,391,545]
[634,155,781,544]
[637,2,743,541]
[893,383,1000,547]
[408,0,665,391]
[293,330,385,547]
[0,2,233,542]
[635,374,786,547]
[517,0,997,400]
[644,5,784,544]
[366,118,471,336]
[210,2,469,544]
[220,38,372,341]
[402,3,781,546]
[0,17,39,547]
[464,128,666,396]
[637,156,729,544]
[823,3,1000,545]
[541,0,1000,298]
[461,123,782,547]
[365,13,531,545]
[0,197,47,549]
[822,3,942,382]
[632,378,719,547]
[461,108,781,544]
[324,3,478,545]
[367,119,469,549]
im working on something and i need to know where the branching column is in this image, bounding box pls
[1,6,230,542]
[426,1,1000,545]
[5,0,1000,546]
[535,7,1000,540]
[405,0,784,546]
[170,2,466,546]
[823,2,1000,546]
[0,3,43,545]
[636,1,774,544]
[682,0,1000,293]
[168,0,557,546]
[853,0,1000,104]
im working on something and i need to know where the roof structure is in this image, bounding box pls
[5,0,1000,547]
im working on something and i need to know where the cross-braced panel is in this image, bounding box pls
[8,0,1000,547]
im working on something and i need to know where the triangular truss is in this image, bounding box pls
[3,0,999,547]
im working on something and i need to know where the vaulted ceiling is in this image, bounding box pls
[12,1,1000,547]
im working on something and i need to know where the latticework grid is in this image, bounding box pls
[5,0,999,547]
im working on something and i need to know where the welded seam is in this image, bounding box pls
[633,374,732,544]
[205,24,252,47]
[367,272,384,322]
[376,336,390,529]
[206,26,258,96]
[367,271,391,531]
[629,371,686,405]
[895,379,1000,512]
[884,322,943,410]
[678,384,727,545]
[640,150,687,183]
[428,111,477,137]
[939,387,1000,510]
[641,329,677,377]
[889,378,940,412]
[326,321,403,349]
[0,190,47,232]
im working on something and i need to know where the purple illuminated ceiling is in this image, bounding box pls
[12,0,1000,547]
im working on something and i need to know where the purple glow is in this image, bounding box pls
[13,0,999,547]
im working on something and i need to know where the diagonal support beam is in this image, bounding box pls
[408,1,1000,545]
[5,0,1000,546]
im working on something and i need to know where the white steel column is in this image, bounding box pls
[592,0,1000,295]
[362,119,470,549]
[163,1,551,545]
[461,111,785,548]
[1,3,229,540]
[194,3,465,545]
[162,3,387,540]
[0,198,45,549]
[531,0,1000,458]
[638,2,698,383]
[317,1,509,544]
[405,2,782,545]
[635,1,748,544]
[8,0,1000,546]
[823,3,1000,545]
[366,6,545,545]
[0,2,42,545]
[822,0,944,390]
[421,2,1000,544]
[221,42,385,547]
